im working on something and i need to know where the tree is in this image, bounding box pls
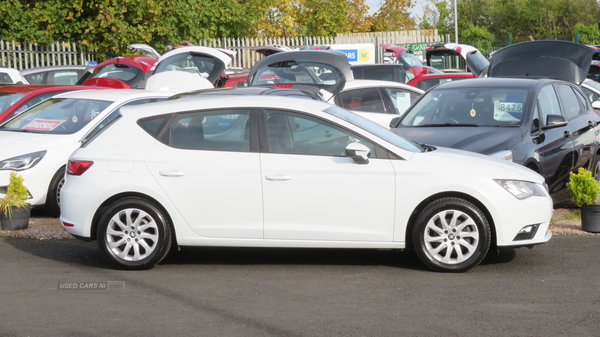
[370,0,416,31]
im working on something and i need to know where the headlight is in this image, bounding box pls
[490,150,513,162]
[0,151,47,171]
[494,179,546,200]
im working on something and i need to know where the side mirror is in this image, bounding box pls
[345,142,370,164]
[389,116,402,128]
[541,114,567,130]
[592,101,600,112]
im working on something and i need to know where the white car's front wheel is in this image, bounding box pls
[97,198,172,270]
[412,198,491,272]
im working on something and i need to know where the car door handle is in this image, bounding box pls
[159,170,185,177]
[563,131,571,138]
[265,174,292,181]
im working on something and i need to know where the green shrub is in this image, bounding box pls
[566,168,599,207]
[0,171,29,219]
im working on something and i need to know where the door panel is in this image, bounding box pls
[145,109,263,239]
[260,109,396,241]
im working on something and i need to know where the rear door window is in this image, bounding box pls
[555,84,583,119]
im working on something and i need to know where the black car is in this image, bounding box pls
[390,40,600,202]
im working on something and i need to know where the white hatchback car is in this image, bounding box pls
[0,89,173,216]
[60,96,553,272]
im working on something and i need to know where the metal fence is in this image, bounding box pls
[0,40,96,70]
[199,29,441,68]
[0,29,442,70]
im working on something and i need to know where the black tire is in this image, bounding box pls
[412,198,491,273]
[591,154,600,182]
[45,167,66,217]
[97,198,172,270]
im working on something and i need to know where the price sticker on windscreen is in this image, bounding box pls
[22,119,65,131]
[494,101,522,122]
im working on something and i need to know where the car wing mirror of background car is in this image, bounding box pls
[542,114,568,130]
[592,101,600,113]
[389,116,402,128]
[345,142,370,164]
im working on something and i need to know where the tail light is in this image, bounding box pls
[271,84,294,88]
[67,160,94,176]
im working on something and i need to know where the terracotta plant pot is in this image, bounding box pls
[580,205,600,233]
[0,206,31,230]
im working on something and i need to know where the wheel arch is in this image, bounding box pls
[404,192,497,250]
[90,192,177,245]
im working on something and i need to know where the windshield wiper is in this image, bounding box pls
[417,142,436,152]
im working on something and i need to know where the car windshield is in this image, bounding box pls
[89,64,146,86]
[323,105,423,152]
[401,87,528,127]
[0,98,112,134]
[250,61,343,87]
[0,92,26,112]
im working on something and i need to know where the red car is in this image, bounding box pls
[381,44,442,77]
[0,84,106,123]
[406,72,475,91]
[77,55,157,89]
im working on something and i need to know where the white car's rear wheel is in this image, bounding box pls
[97,198,172,270]
[413,198,491,272]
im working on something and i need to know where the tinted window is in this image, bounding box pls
[401,87,527,126]
[581,87,600,104]
[0,73,12,83]
[24,73,44,84]
[555,84,582,119]
[82,98,165,145]
[139,115,172,138]
[89,64,145,87]
[574,87,591,110]
[250,61,343,87]
[264,109,377,157]
[338,88,384,113]
[537,85,562,124]
[416,77,470,91]
[165,109,251,152]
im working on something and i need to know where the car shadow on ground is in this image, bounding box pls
[1,237,114,269]
[2,236,517,272]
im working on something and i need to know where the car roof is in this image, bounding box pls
[0,84,100,94]
[351,64,408,69]
[343,80,424,93]
[411,73,475,80]
[20,65,89,75]
[429,77,556,90]
[122,95,335,120]
[53,88,173,101]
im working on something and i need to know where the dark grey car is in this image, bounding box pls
[390,41,600,202]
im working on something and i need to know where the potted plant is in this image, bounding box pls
[566,167,600,233]
[0,171,31,230]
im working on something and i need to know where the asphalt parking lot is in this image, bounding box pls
[0,234,598,336]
